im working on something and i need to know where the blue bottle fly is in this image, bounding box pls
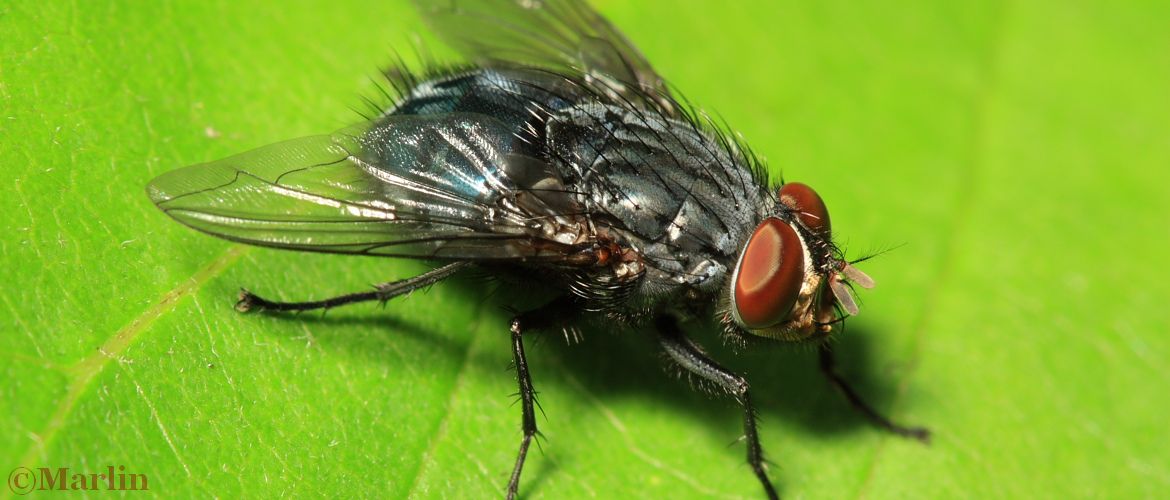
[147,1,928,497]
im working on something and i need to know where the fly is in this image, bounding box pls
[146,1,929,498]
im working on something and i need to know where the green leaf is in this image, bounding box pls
[3,1,1168,498]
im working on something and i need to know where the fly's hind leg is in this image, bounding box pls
[818,343,931,442]
[235,262,467,313]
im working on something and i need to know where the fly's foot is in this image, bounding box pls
[235,288,266,313]
[893,424,932,444]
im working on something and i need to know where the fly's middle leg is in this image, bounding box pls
[506,316,538,500]
[504,297,578,500]
[235,262,467,314]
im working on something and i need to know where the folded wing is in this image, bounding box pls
[414,0,676,115]
[148,113,575,261]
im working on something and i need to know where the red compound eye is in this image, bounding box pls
[779,182,831,236]
[733,218,806,329]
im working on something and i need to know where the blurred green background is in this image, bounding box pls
[2,0,1168,498]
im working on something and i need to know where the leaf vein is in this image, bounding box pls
[402,302,485,497]
[10,245,247,473]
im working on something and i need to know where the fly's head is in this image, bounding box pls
[721,182,874,342]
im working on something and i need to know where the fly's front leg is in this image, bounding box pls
[505,297,577,500]
[235,262,467,313]
[656,315,779,500]
[818,344,931,442]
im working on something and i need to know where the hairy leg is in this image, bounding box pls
[235,262,467,313]
[819,344,930,442]
[657,315,779,500]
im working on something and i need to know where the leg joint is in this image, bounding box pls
[731,378,750,398]
[510,316,524,335]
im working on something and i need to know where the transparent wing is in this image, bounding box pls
[414,0,675,114]
[147,113,576,260]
